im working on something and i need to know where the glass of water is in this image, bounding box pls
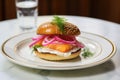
[15,0,38,31]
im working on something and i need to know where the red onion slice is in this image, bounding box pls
[55,36,76,44]
[42,36,56,46]
[29,35,45,47]
[29,35,85,48]
[29,39,40,47]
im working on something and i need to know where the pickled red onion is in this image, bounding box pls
[29,35,85,48]
[29,39,41,47]
[29,35,45,47]
[42,36,56,46]
[55,36,76,44]
[55,35,84,48]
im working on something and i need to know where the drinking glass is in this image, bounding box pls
[15,0,38,31]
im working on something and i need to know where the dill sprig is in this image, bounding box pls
[32,45,42,53]
[82,47,94,58]
[52,16,67,33]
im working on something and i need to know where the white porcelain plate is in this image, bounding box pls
[1,32,116,70]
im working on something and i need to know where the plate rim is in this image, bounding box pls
[1,31,117,70]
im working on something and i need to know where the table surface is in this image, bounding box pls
[0,16,120,80]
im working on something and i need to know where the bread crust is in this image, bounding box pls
[34,49,81,61]
[37,22,80,35]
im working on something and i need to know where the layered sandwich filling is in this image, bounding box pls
[37,47,80,57]
[29,35,84,57]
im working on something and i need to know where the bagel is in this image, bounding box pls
[36,22,80,35]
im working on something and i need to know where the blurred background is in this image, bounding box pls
[0,0,120,23]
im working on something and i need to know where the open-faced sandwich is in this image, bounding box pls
[29,16,85,61]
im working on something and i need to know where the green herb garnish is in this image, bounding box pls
[82,47,94,58]
[52,16,67,33]
[32,45,42,53]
